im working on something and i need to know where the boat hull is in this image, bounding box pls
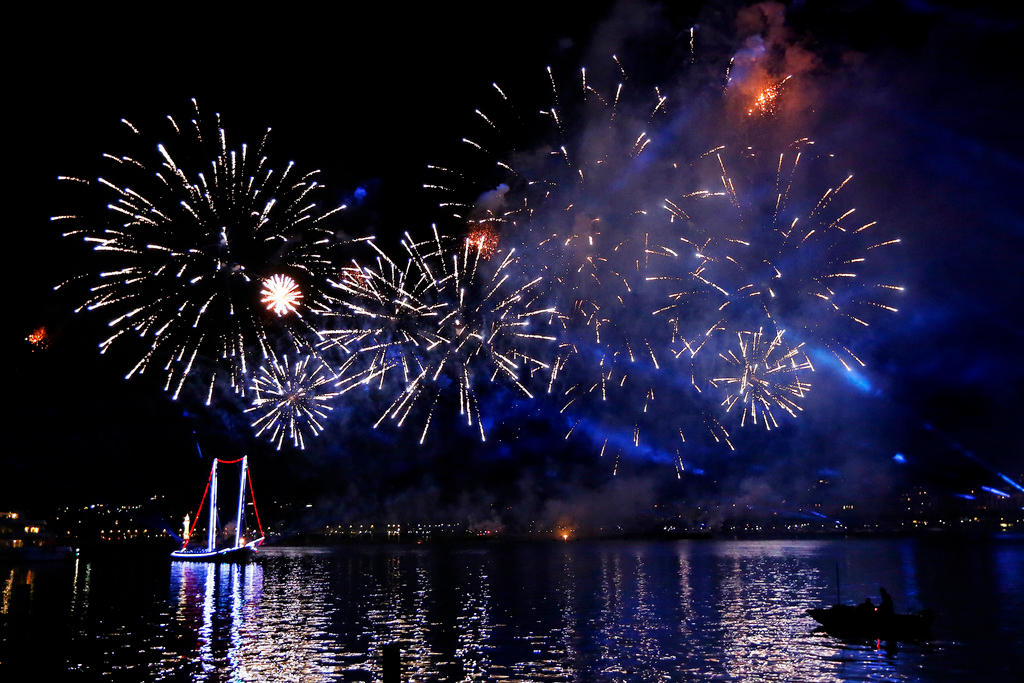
[807,604,933,641]
[170,539,263,563]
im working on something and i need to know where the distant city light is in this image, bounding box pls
[892,453,907,464]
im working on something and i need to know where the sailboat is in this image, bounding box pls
[171,456,266,562]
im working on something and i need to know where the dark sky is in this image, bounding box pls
[7,1,1023,523]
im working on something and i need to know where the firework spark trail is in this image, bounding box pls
[246,352,338,450]
[54,99,347,400]
[710,327,813,430]
[319,228,557,443]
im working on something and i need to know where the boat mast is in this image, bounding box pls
[234,456,248,548]
[207,459,218,552]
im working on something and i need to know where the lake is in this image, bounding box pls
[2,538,1021,680]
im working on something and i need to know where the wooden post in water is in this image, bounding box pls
[383,642,401,683]
[835,561,841,605]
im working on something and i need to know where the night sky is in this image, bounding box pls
[7,1,1022,526]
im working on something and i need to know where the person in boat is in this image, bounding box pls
[879,587,894,617]
[857,597,876,615]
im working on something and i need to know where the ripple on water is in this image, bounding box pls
[1,539,1020,680]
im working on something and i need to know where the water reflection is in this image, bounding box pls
[1,567,35,617]
[454,557,493,679]
[4,539,1016,680]
[2,568,13,615]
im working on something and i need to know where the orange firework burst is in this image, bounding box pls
[747,75,792,117]
[339,265,373,288]
[466,225,499,259]
[25,326,49,350]
[260,274,302,316]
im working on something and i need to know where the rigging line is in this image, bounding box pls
[247,467,265,539]
[182,468,213,548]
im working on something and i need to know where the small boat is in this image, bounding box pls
[807,603,934,641]
[171,455,265,563]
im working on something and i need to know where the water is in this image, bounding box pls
[2,538,1021,681]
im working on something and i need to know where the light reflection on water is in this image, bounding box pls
[2,539,1022,680]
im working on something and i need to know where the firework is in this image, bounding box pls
[656,141,903,375]
[246,352,338,450]
[466,224,499,259]
[710,327,813,429]
[54,99,346,400]
[261,274,303,316]
[25,326,49,351]
[320,226,556,443]
[747,75,792,117]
